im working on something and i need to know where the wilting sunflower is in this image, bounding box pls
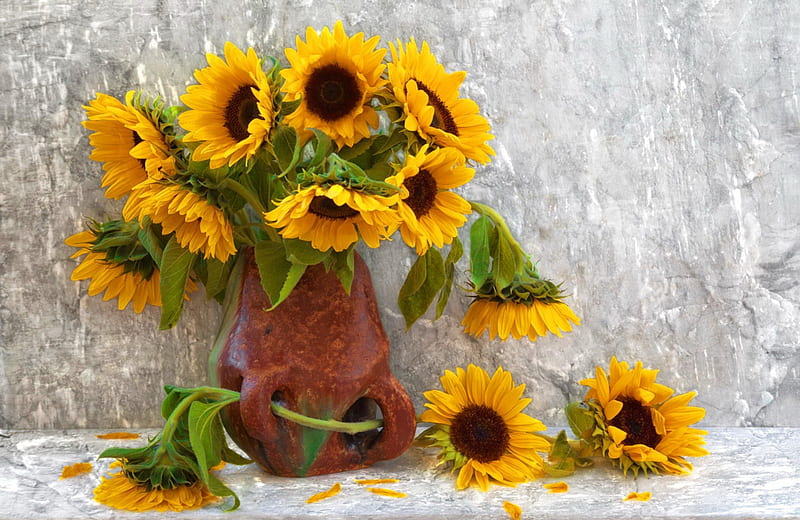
[264,183,399,252]
[419,365,550,491]
[281,21,386,148]
[180,42,275,169]
[579,357,708,476]
[387,39,494,164]
[462,298,581,342]
[83,91,176,199]
[123,180,236,263]
[386,146,474,255]
[66,228,188,313]
[94,467,218,512]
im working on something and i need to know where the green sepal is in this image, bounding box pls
[398,249,445,330]
[158,237,196,330]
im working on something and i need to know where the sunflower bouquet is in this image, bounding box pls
[65,21,592,513]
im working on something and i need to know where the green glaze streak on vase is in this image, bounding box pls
[207,255,245,387]
[300,427,331,476]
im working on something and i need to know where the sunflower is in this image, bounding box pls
[83,91,176,199]
[386,146,474,255]
[65,228,198,313]
[264,183,399,252]
[579,357,709,476]
[419,365,550,491]
[94,468,218,512]
[123,180,236,262]
[280,21,386,148]
[387,39,494,164]
[180,42,275,169]
[462,298,581,341]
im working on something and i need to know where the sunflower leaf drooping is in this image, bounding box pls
[418,365,551,491]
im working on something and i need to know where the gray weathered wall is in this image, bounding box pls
[1,0,798,429]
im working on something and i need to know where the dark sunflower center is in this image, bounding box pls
[404,169,438,218]
[224,85,261,142]
[414,80,459,136]
[305,64,362,122]
[308,195,359,220]
[449,404,510,463]
[608,397,662,448]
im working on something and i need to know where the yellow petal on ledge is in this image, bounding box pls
[306,482,342,504]
[366,487,407,498]
[623,491,652,502]
[60,462,93,479]
[354,478,400,485]
[543,481,569,493]
[96,432,140,440]
[503,501,523,520]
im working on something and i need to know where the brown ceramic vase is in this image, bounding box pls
[209,247,416,477]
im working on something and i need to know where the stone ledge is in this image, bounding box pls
[0,427,797,519]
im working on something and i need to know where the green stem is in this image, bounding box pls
[221,178,267,215]
[270,402,384,435]
[154,387,240,455]
[469,200,535,277]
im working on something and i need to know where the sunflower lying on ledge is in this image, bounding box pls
[66,21,579,338]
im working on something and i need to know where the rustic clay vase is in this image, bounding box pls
[209,247,416,477]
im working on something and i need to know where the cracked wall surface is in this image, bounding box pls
[1,0,798,429]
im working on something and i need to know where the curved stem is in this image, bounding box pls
[221,178,267,215]
[155,387,241,455]
[270,402,384,435]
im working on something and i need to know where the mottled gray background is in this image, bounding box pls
[1,0,798,430]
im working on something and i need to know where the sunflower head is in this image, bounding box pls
[180,42,277,169]
[387,39,494,164]
[418,365,550,491]
[65,219,178,313]
[386,146,474,255]
[280,21,386,148]
[83,91,178,199]
[573,357,709,476]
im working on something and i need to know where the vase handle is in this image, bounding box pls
[362,374,417,464]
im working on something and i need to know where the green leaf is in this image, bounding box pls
[204,258,230,301]
[493,232,517,289]
[254,240,291,306]
[469,216,491,288]
[307,129,333,168]
[272,125,298,172]
[279,97,301,118]
[435,237,464,318]
[221,444,252,466]
[188,401,224,481]
[329,247,355,295]
[284,238,329,265]
[158,237,196,330]
[565,401,596,440]
[206,471,241,512]
[269,263,306,310]
[398,249,446,329]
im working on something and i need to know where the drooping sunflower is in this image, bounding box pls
[94,467,218,512]
[387,39,494,164]
[123,180,237,263]
[180,42,275,169]
[65,226,195,313]
[281,21,386,148]
[579,357,709,476]
[83,91,176,199]
[419,365,550,491]
[386,146,474,255]
[462,298,581,342]
[264,183,399,252]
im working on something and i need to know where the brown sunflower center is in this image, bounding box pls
[449,404,510,463]
[308,195,359,220]
[404,169,438,218]
[305,64,362,122]
[609,397,662,448]
[224,85,261,142]
[414,80,459,136]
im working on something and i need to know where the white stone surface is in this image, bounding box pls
[1,0,799,429]
[0,428,798,519]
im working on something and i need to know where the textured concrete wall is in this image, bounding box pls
[1,0,798,429]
